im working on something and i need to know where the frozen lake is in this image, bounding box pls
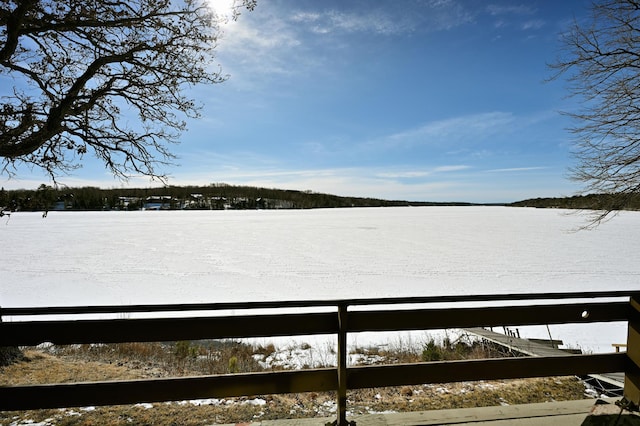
[1,206,638,353]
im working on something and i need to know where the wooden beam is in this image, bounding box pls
[0,312,338,346]
[2,290,635,317]
[347,302,629,332]
[0,369,337,411]
[624,295,640,407]
[347,353,627,389]
[1,353,626,411]
[337,304,348,425]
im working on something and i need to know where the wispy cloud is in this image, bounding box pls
[289,1,475,36]
[214,1,479,88]
[216,13,302,82]
[166,165,482,201]
[486,167,548,173]
[290,9,412,36]
[434,165,472,173]
[379,112,516,148]
[522,20,545,31]
[486,4,545,34]
[421,0,476,31]
[486,4,536,16]
[377,165,471,179]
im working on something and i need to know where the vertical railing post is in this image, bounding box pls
[0,305,23,367]
[337,303,349,425]
[624,294,640,410]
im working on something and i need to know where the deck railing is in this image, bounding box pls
[1,290,638,425]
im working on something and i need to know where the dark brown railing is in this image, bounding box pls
[1,290,638,425]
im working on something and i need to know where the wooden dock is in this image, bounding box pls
[463,327,624,396]
[463,327,570,357]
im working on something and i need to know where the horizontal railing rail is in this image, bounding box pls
[0,312,338,346]
[1,291,638,425]
[1,290,634,317]
[0,302,630,346]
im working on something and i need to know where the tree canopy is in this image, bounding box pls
[0,0,253,182]
[551,0,640,222]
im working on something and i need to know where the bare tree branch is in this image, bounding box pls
[0,0,255,182]
[550,0,640,223]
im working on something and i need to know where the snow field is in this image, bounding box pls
[1,206,638,353]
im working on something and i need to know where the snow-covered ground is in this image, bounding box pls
[1,206,638,353]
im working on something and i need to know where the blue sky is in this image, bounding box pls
[2,0,593,203]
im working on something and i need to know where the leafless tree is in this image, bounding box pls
[550,0,640,223]
[0,0,254,366]
[0,0,254,182]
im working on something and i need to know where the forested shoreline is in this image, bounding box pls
[4,183,638,212]
[0,183,484,211]
[508,193,640,211]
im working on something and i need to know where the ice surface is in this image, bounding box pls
[1,206,637,353]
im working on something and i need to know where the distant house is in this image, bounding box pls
[207,196,229,210]
[144,195,172,210]
[183,193,208,209]
[117,197,141,210]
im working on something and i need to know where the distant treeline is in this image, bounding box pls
[508,193,640,211]
[0,183,484,212]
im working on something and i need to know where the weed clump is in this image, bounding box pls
[421,337,499,362]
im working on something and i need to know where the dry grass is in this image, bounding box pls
[346,377,586,414]
[0,350,148,385]
[47,340,265,376]
[0,341,589,425]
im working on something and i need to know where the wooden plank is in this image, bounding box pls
[359,399,597,426]
[2,290,635,317]
[0,312,338,346]
[624,295,640,407]
[337,305,348,425]
[347,302,629,333]
[0,369,337,411]
[529,338,564,347]
[347,353,627,389]
[5,302,627,347]
[1,354,625,411]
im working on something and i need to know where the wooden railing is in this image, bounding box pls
[1,291,638,425]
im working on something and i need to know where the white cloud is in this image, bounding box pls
[2,162,571,203]
[434,165,472,173]
[486,166,547,173]
[377,165,471,178]
[486,4,535,16]
[377,171,431,179]
[0,174,166,191]
[291,9,410,36]
[423,0,476,30]
[214,7,304,87]
[287,112,518,161]
[522,20,545,31]
[380,112,515,148]
[288,2,476,36]
[486,4,544,34]
[214,1,479,88]
[180,166,470,200]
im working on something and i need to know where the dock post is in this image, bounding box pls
[337,304,349,425]
[624,294,640,410]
